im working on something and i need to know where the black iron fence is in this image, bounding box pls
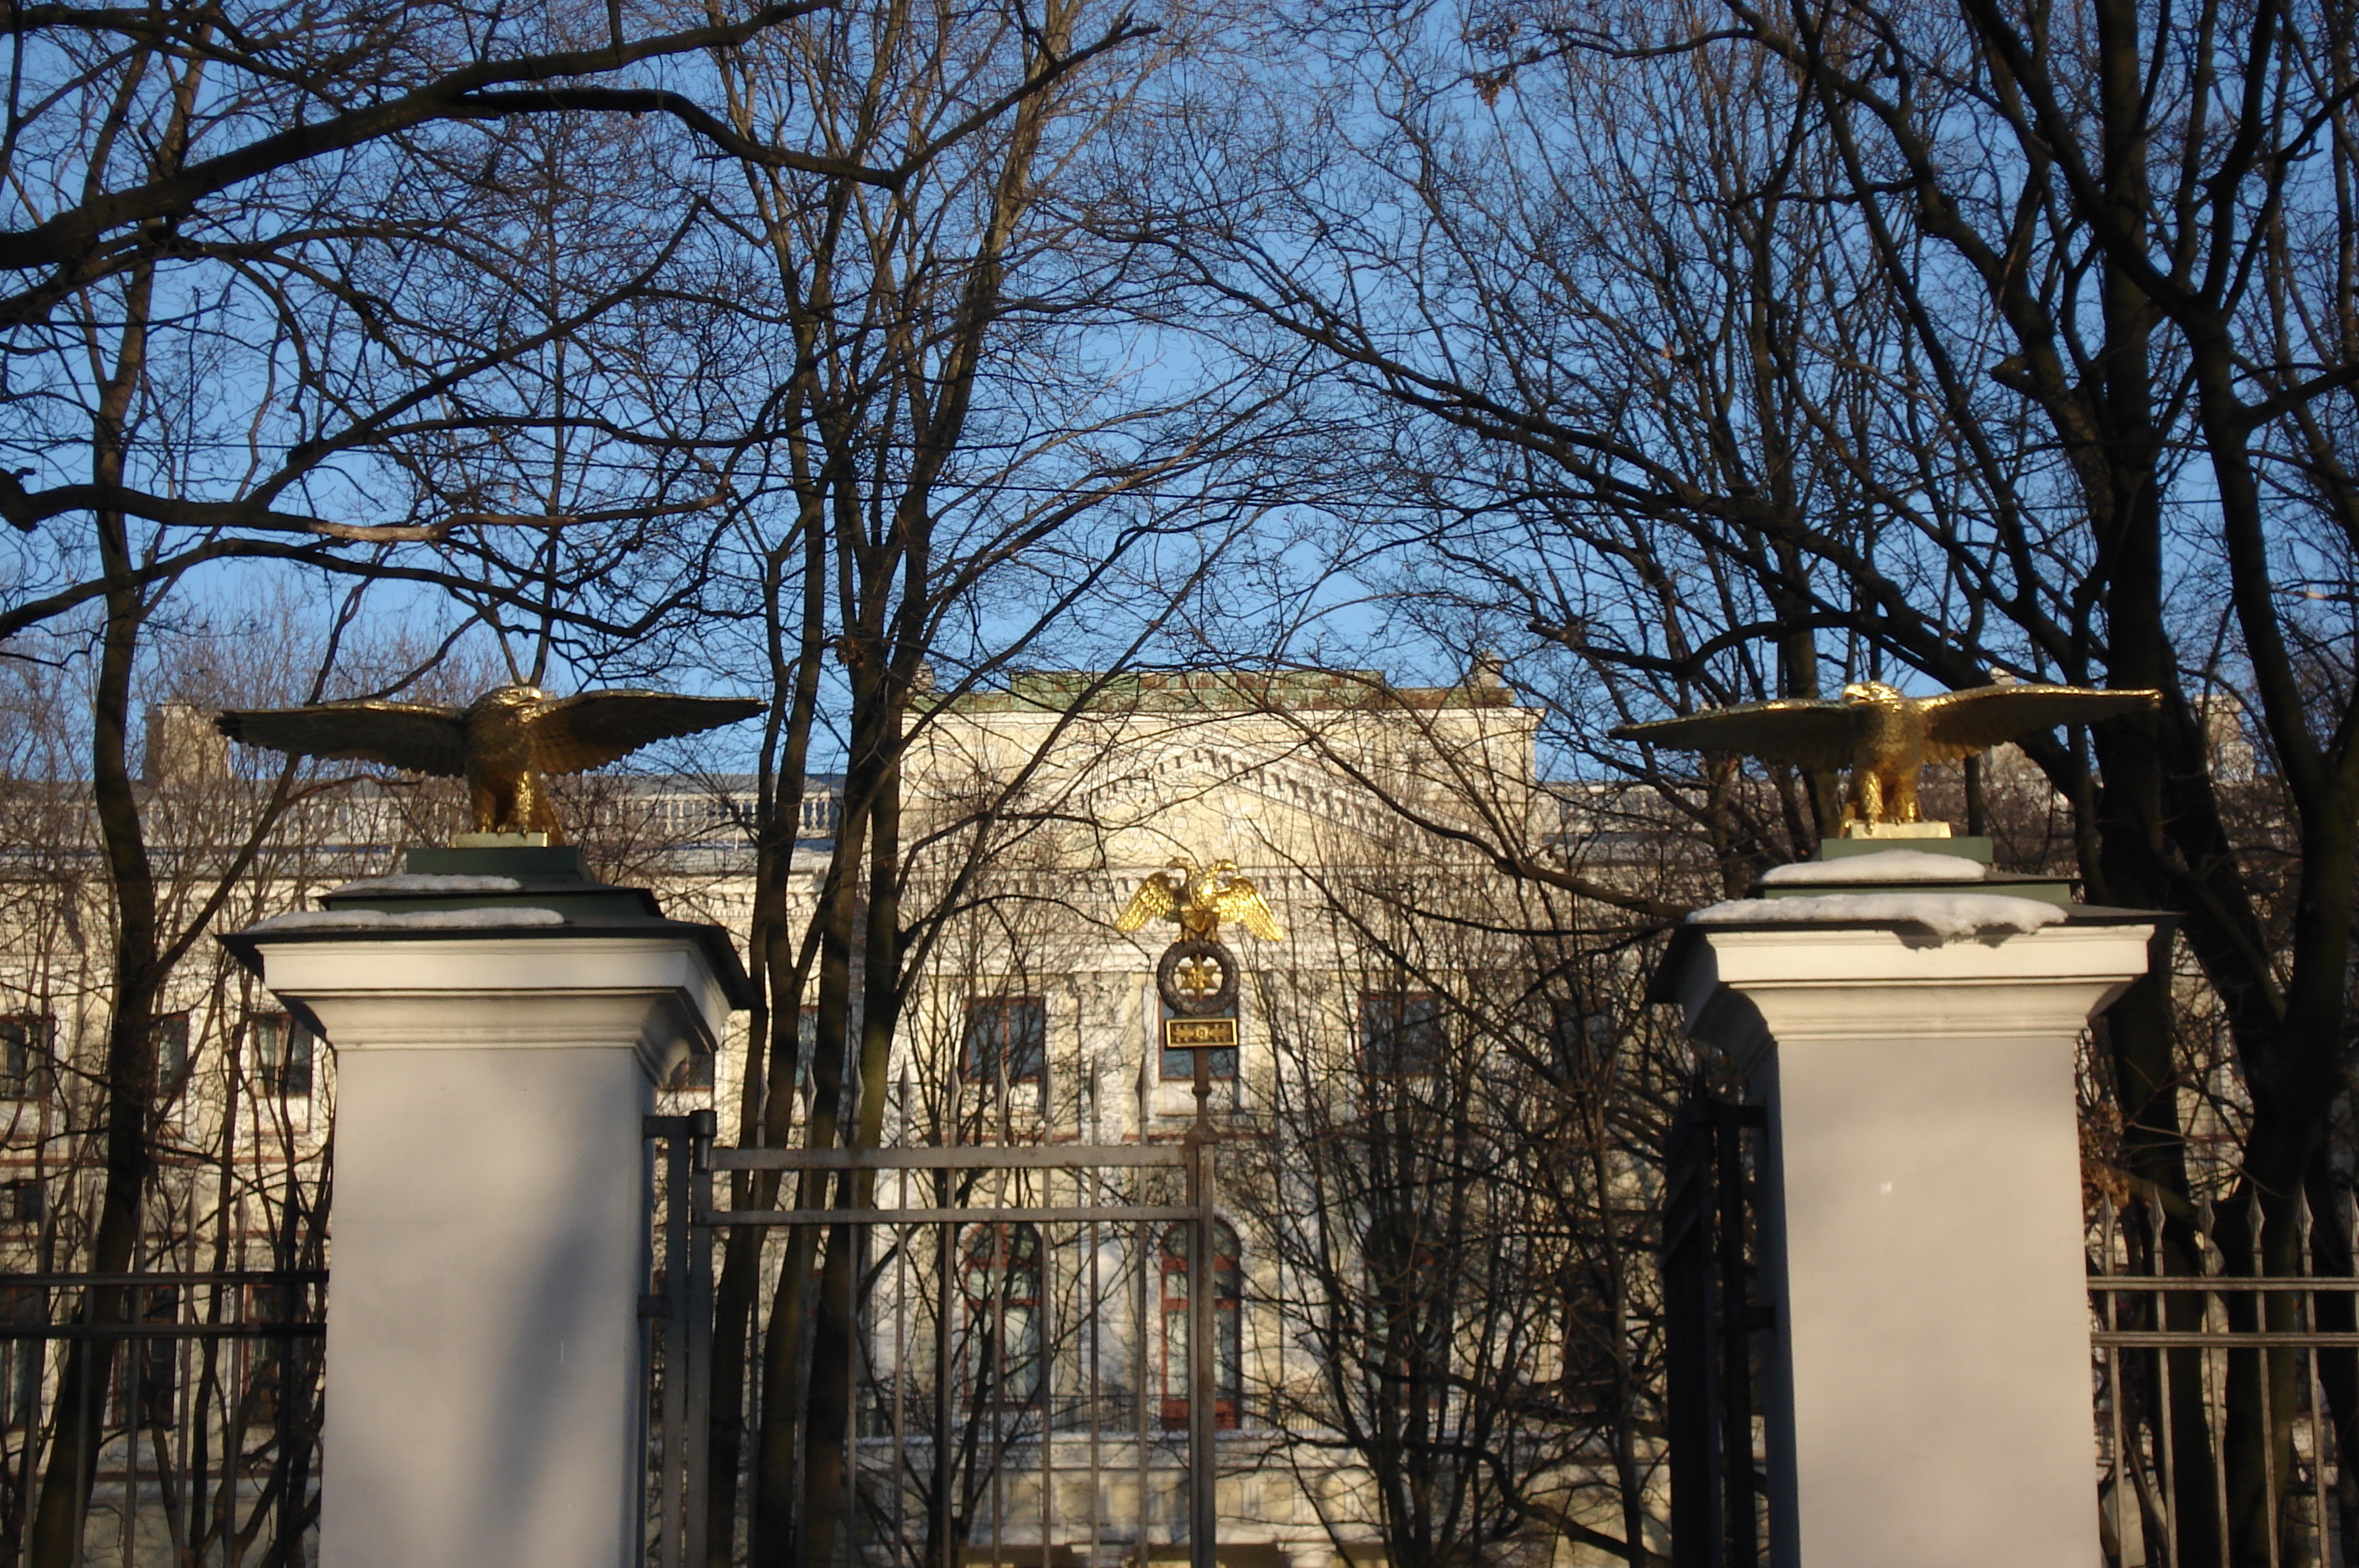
[2091,1195,2359,1568]
[1661,1094,1765,1568]
[643,1112,1226,1568]
[0,1269,324,1567]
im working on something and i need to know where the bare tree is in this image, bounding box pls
[642,3,1352,1560]
[1113,2,2359,1555]
[1236,806,1691,1568]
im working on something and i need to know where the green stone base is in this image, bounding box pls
[407,843,591,879]
[1817,835,1993,865]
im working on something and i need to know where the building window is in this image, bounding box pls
[118,1286,178,1428]
[243,1283,307,1424]
[1548,1000,1615,1081]
[961,1222,1044,1405]
[960,997,1046,1085]
[1159,1220,1241,1430]
[250,1013,314,1098]
[1366,1217,1448,1415]
[152,1014,190,1094]
[0,1181,43,1225]
[0,1015,45,1099]
[1359,991,1446,1076]
[1159,1003,1238,1083]
[0,1287,39,1430]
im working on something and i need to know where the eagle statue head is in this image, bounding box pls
[1841,681,1908,707]
[472,683,550,714]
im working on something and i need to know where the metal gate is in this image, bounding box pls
[1661,1093,1765,1568]
[644,1114,1228,1568]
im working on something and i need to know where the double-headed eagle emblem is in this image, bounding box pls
[1611,680,2161,827]
[1115,857,1285,943]
[214,683,762,841]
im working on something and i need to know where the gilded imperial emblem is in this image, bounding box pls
[1115,857,1285,943]
[1611,680,2162,830]
[215,683,763,842]
[1118,858,1283,1023]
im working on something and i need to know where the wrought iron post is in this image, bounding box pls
[1188,1045,1218,1568]
[686,1108,715,1568]
[1114,851,1284,1568]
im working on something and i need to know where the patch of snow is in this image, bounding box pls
[250,906,565,933]
[1691,892,2065,941]
[1759,850,1990,885]
[324,873,524,896]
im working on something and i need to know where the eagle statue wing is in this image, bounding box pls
[1919,686,2163,763]
[214,702,468,776]
[1115,872,1178,932]
[1214,875,1285,941]
[1609,700,1862,771]
[528,691,765,775]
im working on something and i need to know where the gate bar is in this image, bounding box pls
[701,1204,1203,1226]
[710,1146,1190,1170]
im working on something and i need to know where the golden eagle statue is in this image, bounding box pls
[1115,857,1285,942]
[214,683,763,842]
[1610,680,2162,828]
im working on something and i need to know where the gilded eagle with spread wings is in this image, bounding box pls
[214,683,763,843]
[1610,681,2162,828]
[1115,858,1286,942]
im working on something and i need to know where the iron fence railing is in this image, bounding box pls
[1661,1093,1765,1568]
[0,1269,324,1567]
[2090,1196,2359,1568]
[644,1112,1225,1568]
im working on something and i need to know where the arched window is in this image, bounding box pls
[961,1222,1044,1404]
[1159,1220,1241,1430]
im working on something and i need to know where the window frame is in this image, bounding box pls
[1159,1220,1242,1430]
[1358,989,1448,1077]
[250,1012,315,1099]
[0,1179,44,1225]
[0,1014,49,1100]
[114,1284,179,1429]
[1365,1216,1450,1416]
[959,1220,1045,1407]
[0,1287,39,1430]
[959,995,1048,1086]
[151,1013,192,1096]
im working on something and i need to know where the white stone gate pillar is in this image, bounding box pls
[1666,900,2157,1568]
[225,849,746,1568]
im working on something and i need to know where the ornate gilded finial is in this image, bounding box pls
[214,683,762,843]
[1114,856,1285,943]
[1611,681,2162,833]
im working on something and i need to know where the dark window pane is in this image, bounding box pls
[0,1287,39,1429]
[0,1014,46,1097]
[1360,991,1445,1075]
[152,1014,190,1093]
[132,1286,178,1427]
[242,1283,307,1426]
[252,1014,314,1097]
[960,997,1045,1084]
[1549,999,1617,1080]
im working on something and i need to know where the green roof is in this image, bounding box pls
[930,670,1515,714]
